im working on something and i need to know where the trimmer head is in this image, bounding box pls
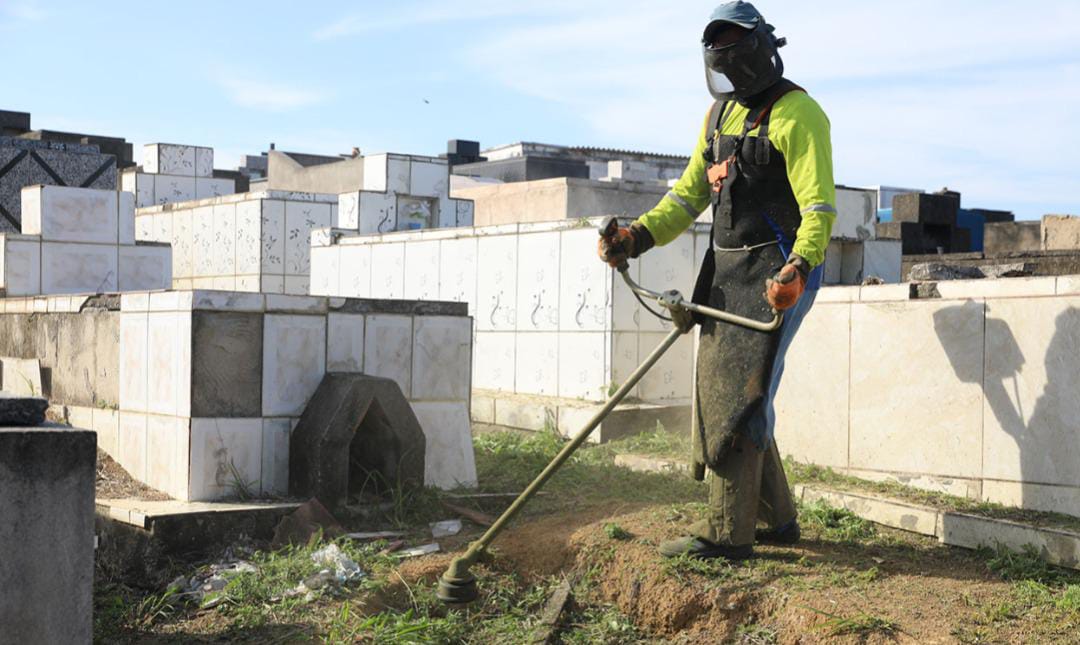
[436,569,478,604]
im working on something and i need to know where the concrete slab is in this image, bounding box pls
[190,312,263,417]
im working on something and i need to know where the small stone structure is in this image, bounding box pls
[290,374,427,508]
[121,143,236,208]
[0,425,96,644]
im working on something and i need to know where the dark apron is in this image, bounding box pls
[691,79,808,476]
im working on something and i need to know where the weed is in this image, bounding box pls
[736,622,778,644]
[227,459,257,500]
[1057,585,1080,612]
[603,522,632,541]
[560,604,641,644]
[798,499,875,543]
[809,607,899,637]
[607,421,691,459]
[986,544,1070,585]
[662,553,738,584]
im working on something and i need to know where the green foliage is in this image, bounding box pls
[985,544,1071,586]
[603,523,632,541]
[809,607,899,637]
[607,422,691,459]
[798,499,876,543]
[661,553,738,584]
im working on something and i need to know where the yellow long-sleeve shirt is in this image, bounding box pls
[638,91,836,267]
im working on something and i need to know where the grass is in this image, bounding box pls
[810,608,899,637]
[603,522,633,541]
[798,499,876,543]
[606,422,692,459]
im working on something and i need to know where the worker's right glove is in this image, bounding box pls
[597,222,654,268]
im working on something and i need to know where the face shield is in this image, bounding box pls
[702,21,785,101]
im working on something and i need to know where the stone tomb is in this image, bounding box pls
[0,185,170,296]
[121,143,235,208]
[343,153,475,233]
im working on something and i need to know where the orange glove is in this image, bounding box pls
[597,222,654,268]
[765,255,810,311]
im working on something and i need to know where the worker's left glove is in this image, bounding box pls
[765,254,810,311]
[597,222,654,268]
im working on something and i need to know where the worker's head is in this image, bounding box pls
[702,1,787,103]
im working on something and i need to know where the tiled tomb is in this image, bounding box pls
[0,290,477,501]
[342,153,474,233]
[0,185,170,296]
[120,143,235,208]
[0,136,117,233]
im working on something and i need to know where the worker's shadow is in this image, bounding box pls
[933,302,1080,513]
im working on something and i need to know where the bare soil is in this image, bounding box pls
[96,448,171,501]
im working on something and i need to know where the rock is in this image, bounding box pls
[271,498,344,548]
[0,391,48,426]
[908,263,985,281]
[430,519,463,538]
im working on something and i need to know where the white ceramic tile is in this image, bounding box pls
[150,212,172,247]
[411,316,472,400]
[191,206,215,277]
[338,192,359,229]
[637,332,693,402]
[339,244,372,298]
[172,209,194,279]
[195,177,234,200]
[473,331,516,391]
[119,245,171,292]
[559,228,610,331]
[118,412,148,482]
[236,275,260,292]
[611,331,639,397]
[557,332,608,400]
[284,201,331,276]
[411,401,478,489]
[516,231,561,332]
[370,243,405,298]
[119,312,148,412]
[362,315,413,396]
[261,274,285,294]
[455,199,474,227]
[21,185,119,244]
[638,234,695,332]
[154,175,197,205]
[476,235,518,331]
[409,160,448,198]
[194,147,214,178]
[40,241,118,294]
[610,259,641,332]
[261,200,286,275]
[146,415,189,500]
[327,313,365,372]
[135,173,155,208]
[146,312,185,415]
[514,332,559,396]
[212,203,237,277]
[387,156,410,193]
[234,200,261,275]
[261,419,291,496]
[120,170,135,195]
[403,240,440,300]
[118,191,136,245]
[310,246,339,296]
[92,408,120,459]
[362,154,389,192]
[135,214,154,241]
[262,314,327,416]
[1,238,41,296]
[188,418,263,501]
[284,275,310,295]
[438,237,478,315]
[154,144,196,176]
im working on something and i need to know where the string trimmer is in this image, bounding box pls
[437,215,783,604]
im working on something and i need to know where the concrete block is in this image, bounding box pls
[154,175,197,206]
[261,314,327,417]
[800,487,941,537]
[833,187,876,240]
[438,237,478,314]
[637,332,693,402]
[146,415,189,500]
[195,147,214,178]
[309,245,339,296]
[118,191,135,244]
[290,374,426,506]
[476,235,518,331]
[411,316,472,401]
[893,192,959,227]
[0,427,95,645]
[261,200,286,276]
[117,411,147,481]
[212,203,237,278]
[284,201,331,276]
[327,313,364,372]
[611,332,639,398]
[135,173,155,208]
[191,312,263,418]
[515,231,560,331]
[411,400,477,489]
[119,312,148,413]
[119,244,171,292]
[0,357,42,397]
[981,297,1080,490]
[284,275,309,296]
[195,177,234,200]
[355,191,396,234]
[934,276,1058,300]
[260,418,291,497]
[403,239,440,301]
[409,159,448,198]
[40,241,118,294]
[188,417,262,501]
[493,396,554,432]
[940,512,1080,570]
[21,185,119,244]
[849,300,984,478]
[844,467,982,499]
[471,392,495,424]
[559,229,610,331]
[515,332,558,396]
[363,315,413,397]
[92,407,119,458]
[145,144,196,176]
[455,199,474,227]
[774,302,851,469]
[261,274,285,294]
[339,244,372,297]
[0,237,41,296]
[171,211,193,279]
[823,240,843,285]
[370,243,405,299]
[557,332,607,400]
[981,480,1080,517]
[473,331,516,391]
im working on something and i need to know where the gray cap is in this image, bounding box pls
[704,1,771,40]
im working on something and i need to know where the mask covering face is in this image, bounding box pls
[702,21,786,101]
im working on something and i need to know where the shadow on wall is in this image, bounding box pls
[933,302,1080,515]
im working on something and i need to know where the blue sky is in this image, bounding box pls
[2,0,1077,219]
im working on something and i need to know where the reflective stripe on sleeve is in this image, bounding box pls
[800,203,837,215]
[665,191,698,219]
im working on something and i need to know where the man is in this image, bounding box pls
[599,1,835,560]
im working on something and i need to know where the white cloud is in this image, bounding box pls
[214,76,329,112]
